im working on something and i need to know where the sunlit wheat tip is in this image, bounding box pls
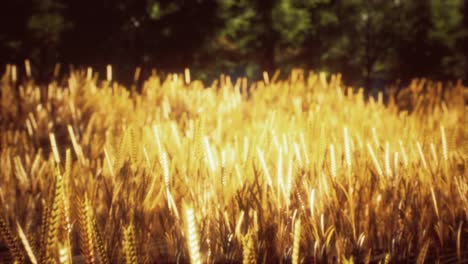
[394,152,399,178]
[86,67,93,81]
[416,141,428,170]
[49,133,61,164]
[16,222,37,264]
[399,140,408,167]
[134,67,141,82]
[185,207,201,264]
[309,189,315,217]
[367,143,383,176]
[106,64,112,81]
[161,150,170,188]
[344,127,352,168]
[263,71,269,84]
[256,148,273,187]
[25,59,31,78]
[203,136,216,173]
[430,187,440,219]
[440,125,448,162]
[185,68,191,84]
[293,142,303,168]
[329,144,336,178]
[371,127,379,147]
[430,143,438,164]
[12,65,17,82]
[385,142,392,177]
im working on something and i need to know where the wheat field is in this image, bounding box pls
[0,64,467,263]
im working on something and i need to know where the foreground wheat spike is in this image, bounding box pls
[93,218,110,264]
[39,204,49,263]
[242,231,256,264]
[123,224,138,264]
[78,195,96,264]
[41,172,65,263]
[61,153,73,264]
[292,218,301,264]
[185,206,201,264]
[0,217,25,263]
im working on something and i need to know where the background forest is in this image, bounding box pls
[0,0,467,88]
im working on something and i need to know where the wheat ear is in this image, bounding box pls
[242,231,256,264]
[40,172,65,263]
[78,195,96,264]
[0,217,25,263]
[123,224,138,264]
[92,218,109,264]
[292,218,301,264]
[185,206,201,264]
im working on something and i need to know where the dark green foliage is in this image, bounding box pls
[0,0,466,86]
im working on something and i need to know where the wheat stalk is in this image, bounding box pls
[440,125,448,162]
[49,133,61,164]
[367,143,383,176]
[416,240,430,264]
[384,142,392,177]
[329,144,336,178]
[16,221,38,264]
[343,127,351,169]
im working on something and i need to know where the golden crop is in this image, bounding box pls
[0,65,466,263]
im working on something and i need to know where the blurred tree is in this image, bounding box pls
[61,0,147,79]
[203,0,325,79]
[27,0,71,76]
[271,0,315,73]
[0,0,466,85]
[203,0,272,79]
[294,0,402,89]
[429,0,467,80]
[145,0,218,71]
[464,0,468,81]
[394,0,467,82]
[0,0,32,63]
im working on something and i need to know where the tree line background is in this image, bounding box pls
[1,0,467,88]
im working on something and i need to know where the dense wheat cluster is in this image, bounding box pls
[0,64,467,263]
